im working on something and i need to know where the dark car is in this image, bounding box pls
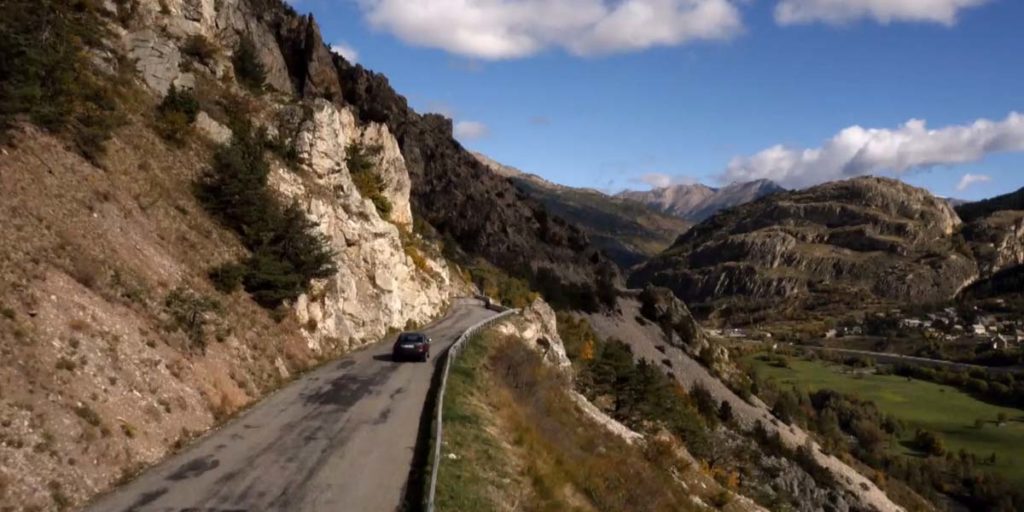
[392,332,431,362]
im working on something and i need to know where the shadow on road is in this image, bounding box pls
[373,353,396,362]
[399,349,448,512]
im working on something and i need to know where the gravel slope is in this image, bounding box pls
[586,299,903,512]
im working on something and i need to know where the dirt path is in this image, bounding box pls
[586,299,903,512]
[83,299,496,512]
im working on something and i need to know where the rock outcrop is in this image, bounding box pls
[128,29,195,95]
[335,64,622,312]
[117,0,459,354]
[494,298,571,369]
[963,210,1024,276]
[631,177,979,320]
[111,0,620,313]
[278,14,344,100]
[270,98,456,353]
[634,286,732,375]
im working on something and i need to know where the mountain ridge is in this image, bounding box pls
[618,179,786,222]
[630,176,984,323]
[473,153,693,269]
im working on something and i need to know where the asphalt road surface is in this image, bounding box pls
[85,299,497,512]
[801,345,1022,374]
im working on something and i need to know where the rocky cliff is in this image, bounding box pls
[962,210,1024,277]
[115,0,620,309]
[630,177,980,321]
[118,0,464,360]
[334,67,621,311]
[0,0,482,508]
[474,153,692,269]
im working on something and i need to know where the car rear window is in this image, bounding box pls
[400,334,424,343]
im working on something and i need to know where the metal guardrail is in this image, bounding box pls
[425,303,520,512]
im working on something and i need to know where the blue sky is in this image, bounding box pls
[290,0,1024,201]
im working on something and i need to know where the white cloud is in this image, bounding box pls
[454,120,490,140]
[357,0,742,60]
[775,0,991,26]
[722,112,1024,189]
[956,173,992,191]
[330,42,359,63]
[633,172,698,189]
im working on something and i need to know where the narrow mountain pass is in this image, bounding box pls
[84,299,497,512]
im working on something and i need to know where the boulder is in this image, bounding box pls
[195,112,232,144]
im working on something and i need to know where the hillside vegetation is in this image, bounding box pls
[746,353,1024,509]
[436,328,754,512]
[957,186,1024,223]
[631,177,983,324]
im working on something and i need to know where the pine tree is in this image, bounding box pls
[233,35,266,91]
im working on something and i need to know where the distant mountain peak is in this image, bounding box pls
[618,179,785,222]
[473,153,693,269]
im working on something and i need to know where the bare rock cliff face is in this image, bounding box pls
[335,61,622,311]
[631,177,979,319]
[964,210,1024,277]
[115,1,459,354]
[125,0,620,312]
[270,99,455,353]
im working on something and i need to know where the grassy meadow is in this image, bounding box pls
[745,354,1024,484]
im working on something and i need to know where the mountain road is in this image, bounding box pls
[84,299,497,512]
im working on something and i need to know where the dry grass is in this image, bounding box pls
[438,330,709,512]
[0,112,322,508]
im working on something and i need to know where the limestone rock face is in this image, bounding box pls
[292,100,353,179]
[359,122,414,227]
[337,64,623,312]
[272,99,457,353]
[119,0,453,352]
[636,286,730,372]
[212,0,294,93]
[278,14,343,100]
[631,177,980,319]
[964,210,1024,277]
[495,298,571,369]
[127,29,194,95]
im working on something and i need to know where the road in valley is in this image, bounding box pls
[85,299,497,512]
[800,345,1023,374]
